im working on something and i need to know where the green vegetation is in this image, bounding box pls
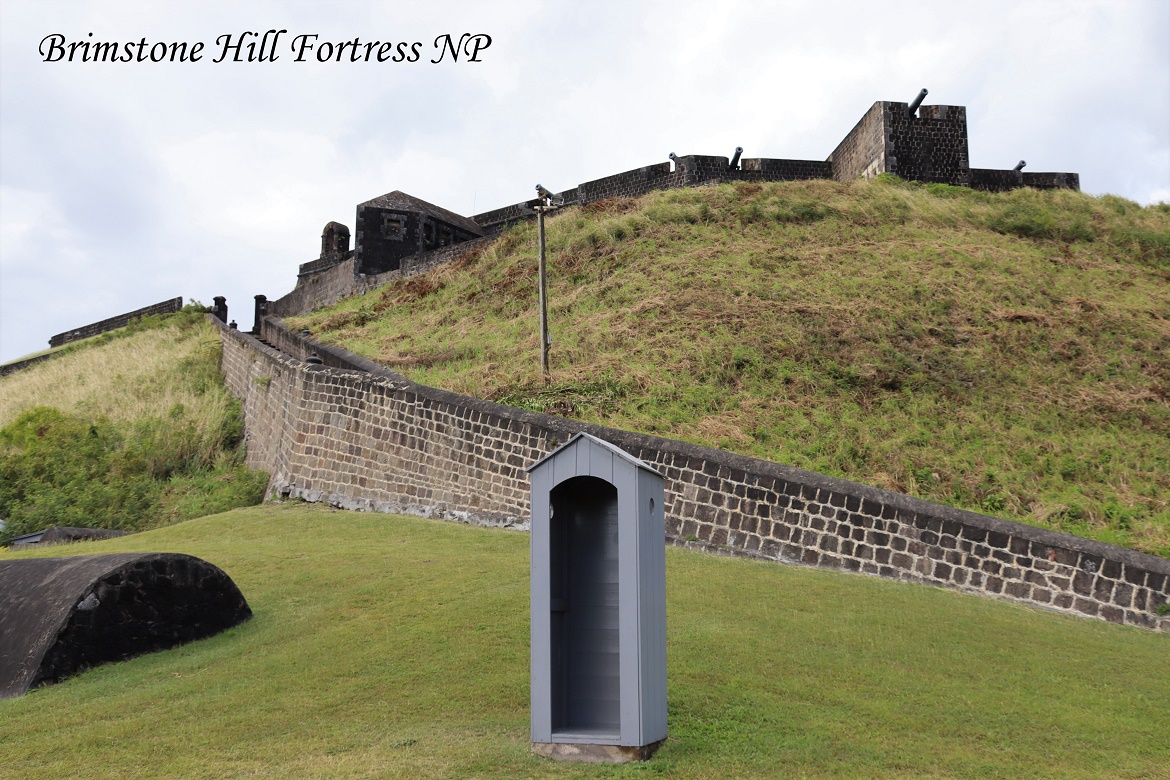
[0,504,1166,779]
[290,179,1170,557]
[0,309,267,543]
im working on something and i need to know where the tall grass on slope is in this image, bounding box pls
[0,309,266,543]
[1,504,1166,780]
[290,179,1170,557]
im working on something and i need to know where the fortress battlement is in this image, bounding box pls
[283,93,1078,316]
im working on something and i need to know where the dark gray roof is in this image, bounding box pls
[358,190,484,236]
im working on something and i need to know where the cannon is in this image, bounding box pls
[908,88,928,116]
[728,146,743,171]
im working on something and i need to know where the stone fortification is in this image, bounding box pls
[4,296,186,377]
[0,352,57,378]
[215,316,1169,632]
[355,191,484,276]
[269,237,492,318]
[468,98,1076,235]
[0,552,250,698]
[48,296,184,348]
[275,95,1079,319]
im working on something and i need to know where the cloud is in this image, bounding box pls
[1,0,1167,362]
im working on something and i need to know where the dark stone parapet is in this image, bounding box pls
[0,552,251,698]
[972,169,1081,193]
[471,155,837,238]
[1023,171,1080,191]
[970,168,1025,192]
[48,297,184,349]
[273,98,1079,322]
[298,250,354,281]
[1,352,57,378]
[472,199,543,235]
[740,158,833,180]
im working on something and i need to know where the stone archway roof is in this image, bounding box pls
[0,553,251,698]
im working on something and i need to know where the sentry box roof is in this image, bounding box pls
[525,432,664,479]
[527,432,668,755]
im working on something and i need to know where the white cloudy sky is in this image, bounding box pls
[1,0,1167,362]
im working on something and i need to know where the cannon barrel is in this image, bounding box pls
[908,88,928,115]
[1013,160,1027,172]
[728,146,743,171]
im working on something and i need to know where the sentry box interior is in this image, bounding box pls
[527,433,667,762]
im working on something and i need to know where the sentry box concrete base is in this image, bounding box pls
[532,738,665,764]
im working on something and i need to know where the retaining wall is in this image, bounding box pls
[217,315,1170,632]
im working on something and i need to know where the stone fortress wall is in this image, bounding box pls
[272,94,1079,318]
[2,296,185,376]
[270,238,493,319]
[48,297,184,349]
[214,315,1169,631]
[0,352,58,378]
[230,95,1169,632]
[20,92,1150,636]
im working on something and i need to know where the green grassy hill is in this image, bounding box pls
[289,178,1170,557]
[1,504,1166,780]
[0,309,267,543]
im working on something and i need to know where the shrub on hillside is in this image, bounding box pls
[0,308,268,545]
[0,406,266,544]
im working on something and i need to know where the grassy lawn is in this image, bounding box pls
[289,179,1170,557]
[1,503,1166,779]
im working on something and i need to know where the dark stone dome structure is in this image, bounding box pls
[0,553,251,698]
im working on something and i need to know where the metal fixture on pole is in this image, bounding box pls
[534,184,562,382]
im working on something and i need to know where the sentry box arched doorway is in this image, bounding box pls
[527,433,667,763]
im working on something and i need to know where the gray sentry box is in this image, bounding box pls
[527,433,667,762]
